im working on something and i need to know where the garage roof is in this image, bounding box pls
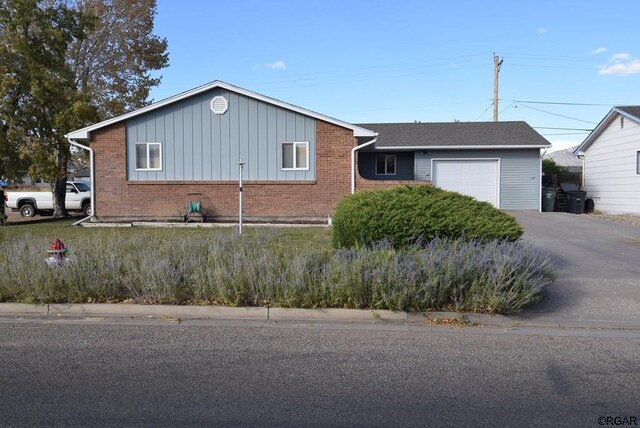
[356,121,551,149]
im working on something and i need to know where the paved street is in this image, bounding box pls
[1,319,639,427]
[512,211,640,328]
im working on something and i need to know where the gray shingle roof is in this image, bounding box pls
[356,121,551,148]
[617,106,640,119]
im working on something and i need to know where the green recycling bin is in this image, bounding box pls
[542,187,556,212]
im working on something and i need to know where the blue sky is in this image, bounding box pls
[150,0,640,151]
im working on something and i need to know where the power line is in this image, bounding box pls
[498,102,514,116]
[475,103,493,121]
[517,104,598,124]
[500,52,607,63]
[509,63,597,71]
[240,53,492,87]
[511,100,612,107]
[533,126,594,131]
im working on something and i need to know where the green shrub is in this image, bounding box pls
[332,185,523,248]
[542,159,569,176]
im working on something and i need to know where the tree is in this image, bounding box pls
[0,0,96,216]
[542,159,569,177]
[0,0,168,217]
[67,0,169,119]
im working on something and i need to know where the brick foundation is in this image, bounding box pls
[355,176,431,191]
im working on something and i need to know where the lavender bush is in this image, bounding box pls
[0,229,554,314]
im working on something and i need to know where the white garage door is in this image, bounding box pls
[433,160,499,207]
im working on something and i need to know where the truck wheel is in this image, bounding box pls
[82,203,92,217]
[20,204,36,217]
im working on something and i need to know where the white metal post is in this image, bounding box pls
[237,159,245,234]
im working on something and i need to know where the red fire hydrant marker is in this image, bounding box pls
[47,238,68,263]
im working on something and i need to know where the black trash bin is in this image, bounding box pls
[560,182,586,214]
[542,187,556,212]
[585,198,595,213]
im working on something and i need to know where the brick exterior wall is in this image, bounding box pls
[90,120,360,222]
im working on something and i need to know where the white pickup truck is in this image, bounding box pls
[5,181,91,217]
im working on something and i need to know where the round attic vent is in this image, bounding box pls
[210,96,228,115]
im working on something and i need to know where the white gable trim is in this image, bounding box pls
[374,145,548,150]
[66,80,376,140]
[574,107,640,155]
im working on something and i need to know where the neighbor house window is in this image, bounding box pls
[281,142,309,170]
[376,154,396,175]
[637,151,640,174]
[135,142,162,171]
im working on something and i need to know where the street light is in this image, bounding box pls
[237,159,246,234]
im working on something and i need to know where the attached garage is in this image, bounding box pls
[432,159,499,206]
[356,122,551,211]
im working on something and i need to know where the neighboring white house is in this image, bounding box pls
[573,106,640,215]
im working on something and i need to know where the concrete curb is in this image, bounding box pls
[1,303,636,330]
[0,303,474,323]
[47,304,267,320]
[268,308,407,321]
[0,303,48,316]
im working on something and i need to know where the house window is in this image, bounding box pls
[637,151,640,174]
[281,142,309,170]
[376,154,396,175]
[135,142,162,171]
[621,117,625,129]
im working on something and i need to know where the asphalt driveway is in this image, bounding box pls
[511,211,640,329]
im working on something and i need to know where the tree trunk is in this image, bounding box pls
[52,154,69,218]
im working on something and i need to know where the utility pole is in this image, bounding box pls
[493,53,503,122]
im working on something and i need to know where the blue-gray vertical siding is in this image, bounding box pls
[415,149,541,209]
[126,88,316,181]
[357,151,415,180]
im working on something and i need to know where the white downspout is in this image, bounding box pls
[351,133,378,194]
[539,148,547,213]
[579,154,585,189]
[68,138,95,226]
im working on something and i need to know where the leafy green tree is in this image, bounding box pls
[542,159,569,176]
[0,0,168,217]
[0,0,96,215]
[67,0,169,119]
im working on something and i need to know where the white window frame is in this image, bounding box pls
[135,142,162,171]
[281,141,309,171]
[376,154,396,176]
